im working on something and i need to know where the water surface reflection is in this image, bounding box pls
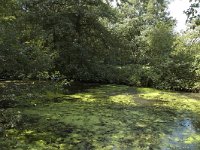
[162,118,200,149]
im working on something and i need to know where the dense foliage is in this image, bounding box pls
[0,0,199,91]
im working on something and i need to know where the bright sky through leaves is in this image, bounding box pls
[168,0,190,32]
[111,0,191,32]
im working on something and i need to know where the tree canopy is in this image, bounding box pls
[0,0,199,92]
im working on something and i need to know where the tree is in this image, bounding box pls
[0,0,53,79]
[0,0,198,91]
[185,0,200,28]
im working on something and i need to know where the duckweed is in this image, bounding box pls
[0,81,199,149]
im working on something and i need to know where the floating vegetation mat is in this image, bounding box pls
[0,81,200,149]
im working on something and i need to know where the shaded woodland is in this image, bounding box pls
[0,0,199,91]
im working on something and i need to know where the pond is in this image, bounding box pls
[0,81,200,149]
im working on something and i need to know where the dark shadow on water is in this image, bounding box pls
[64,82,101,94]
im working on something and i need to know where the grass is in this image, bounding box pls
[0,81,200,149]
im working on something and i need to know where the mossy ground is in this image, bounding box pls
[0,81,200,149]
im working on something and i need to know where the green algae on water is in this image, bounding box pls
[0,81,200,149]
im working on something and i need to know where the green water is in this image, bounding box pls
[0,81,200,149]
